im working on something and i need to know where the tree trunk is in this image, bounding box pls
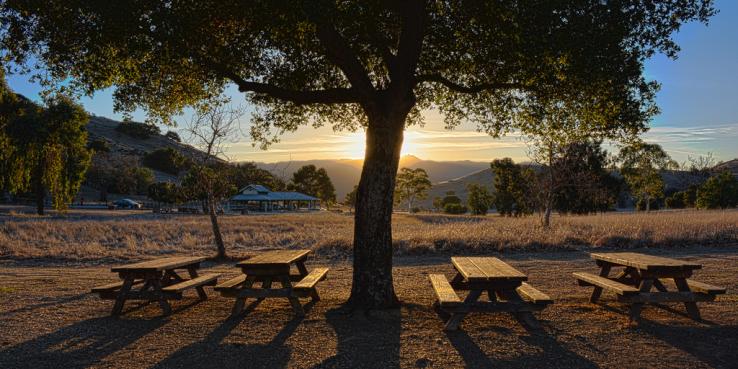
[34,164,45,216]
[208,193,226,259]
[645,194,651,212]
[543,204,552,228]
[348,108,407,309]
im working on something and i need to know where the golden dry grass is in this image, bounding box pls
[1,209,737,261]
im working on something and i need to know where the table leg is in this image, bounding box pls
[674,278,701,321]
[296,261,309,277]
[487,289,497,302]
[445,289,482,331]
[630,279,653,322]
[281,276,305,317]
[499,289,541,330]
[187,266,208,300]
[652,279,668,292]
[590,264,612,303]
[150,278,172,316]
[112,278,134,316]
[232,276,255,316]
[257,277,273,303]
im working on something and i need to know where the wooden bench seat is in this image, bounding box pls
[214,275,248,291]
[516,282,553,304]
[162,273,219,293]
[91,279,143,293]
[573,272,640,295]
[429,274,462,307]
[687,279,726,295]
[293,268,329,290]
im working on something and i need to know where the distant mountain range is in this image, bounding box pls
[87,115,738,204]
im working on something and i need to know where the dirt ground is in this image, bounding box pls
[1,247,737,369]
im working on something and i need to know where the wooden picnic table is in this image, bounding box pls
[429,256,552,331]
[574,252,726,322]
[215,249,328,317]
[91,256,219,316]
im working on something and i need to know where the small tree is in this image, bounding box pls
[491,158,533,217]
[289,165,336,208]
[164,130,181,142]
[115,120,160,139]
[143,147,190,175]
[344,185,358,213]
[467,184,492,215]
[618,143,677,212]
[183,103,242,260]
[696,171,738,209]
[394,167,431,213]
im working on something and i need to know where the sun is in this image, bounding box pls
[341,130,423,159]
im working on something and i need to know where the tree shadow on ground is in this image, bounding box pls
[152,300,315,369]
[442,308,597,369]
[0,317,166,369]
[639,321,738,368]
[312,306,402,369]
[0,293,89,317]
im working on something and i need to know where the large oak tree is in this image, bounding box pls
[0,0,714,308]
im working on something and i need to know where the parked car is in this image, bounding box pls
[113,199,142,209]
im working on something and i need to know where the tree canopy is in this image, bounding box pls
[394,167,431,212]
[288,165,336,206]
[0,0,715,307]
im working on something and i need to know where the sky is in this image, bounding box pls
[5,0,738,164]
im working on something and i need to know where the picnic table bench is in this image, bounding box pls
[91,256,219,316]
[429,256,553,331]
[214,249,328,317]
[573,252,726,322]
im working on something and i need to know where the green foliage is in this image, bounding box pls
[552,141,621,214]
[344,185,358,210]
[228,162,284,191]
[696,171,738,209]
[665,193,686,209]
[115,120,160,139]
[441,192,462,207]
[443,203,468,215]
[148,182,182,204]
[164,130,181,142]
[0,91,91,214]
[288,165,336,205]
[618,143,676,211]
[394,167,432,212]
[181,165,236,203]
[142,147,191,175]
[87,139,110,153]
[636,197,661,211]
[491,158,533,217]
[466,184,492,215]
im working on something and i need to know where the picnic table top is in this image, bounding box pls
[237,249,311,268]
[451,256,528,282]
[111,256,207,273]
[591,252,702,271]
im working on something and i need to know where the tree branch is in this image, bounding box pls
[416,74,527,94]
[223,70,360,105]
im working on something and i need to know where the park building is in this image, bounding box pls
[228,184,320,213]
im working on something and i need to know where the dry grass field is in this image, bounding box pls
[1,208,737,262]
[1,249,737,368]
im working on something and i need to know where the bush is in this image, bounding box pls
[636,198,660,211]
[443,203,468,214]
[143,147,190,175]
[87,139,110,153]
[148,182,182,204]
[410,207,421,213]
[164,130,181,142]
[441,193,462,207]
[467,184,492,215]
[115,120,161,139]
[696,171,738,209]
[665,193,685,209]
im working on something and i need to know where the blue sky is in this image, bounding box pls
[5,0,738,163]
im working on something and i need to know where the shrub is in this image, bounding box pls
[410,207,421,213]
[467,184,492,215]
[87,139,110,153]
[164,130,181,142]
[115,120,161,139]
[665,193,685,209]
[696,171,738,209]
[444,203,468,214]
[142,147,190,175]
[441,192,462,207]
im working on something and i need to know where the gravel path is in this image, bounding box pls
[1,247,737,368]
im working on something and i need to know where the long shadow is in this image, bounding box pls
[0,317,165,369]
[640,321,738,368]
[152,300,314,369]
[0,293,89,317]
[444,316,597,369]
[312,307,402,369]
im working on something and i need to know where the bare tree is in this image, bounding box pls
[183,102,244,259]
